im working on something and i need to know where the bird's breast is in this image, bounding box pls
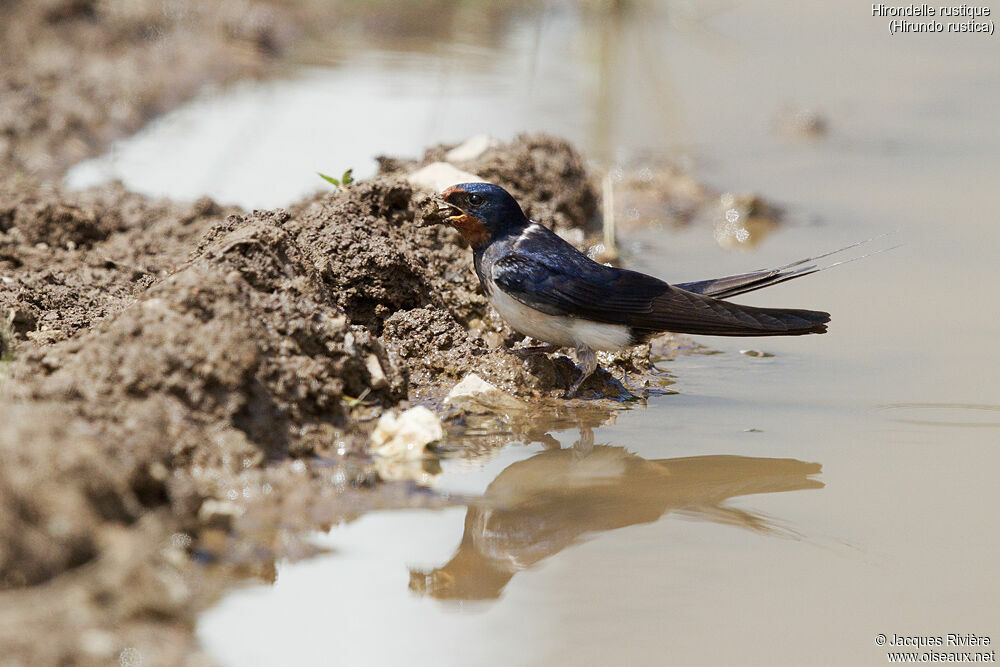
[485,276,632,351]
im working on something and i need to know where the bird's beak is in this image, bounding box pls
[439,196,466,221]
[422,187,467,226]
[427,186,490,247]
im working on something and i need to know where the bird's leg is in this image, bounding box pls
[616,365,649,400]
[620,367,649,400]
[567,344,597,397]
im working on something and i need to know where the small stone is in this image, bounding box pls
[740,349,774,358]
[365,353,387,389]
[444,373,527,413]
[369,406,443,459]
[445,134,500,162]
[407,162,485,192]
[482,331,503,349]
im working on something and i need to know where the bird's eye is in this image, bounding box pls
[467,193,484,207]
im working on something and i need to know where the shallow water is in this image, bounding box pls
[71,1,1000,664]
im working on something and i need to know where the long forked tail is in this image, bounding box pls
[639,287,830,339]
[675,234,898,300]
[696,301,830,336]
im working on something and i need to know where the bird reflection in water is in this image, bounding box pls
[410,429,822,600]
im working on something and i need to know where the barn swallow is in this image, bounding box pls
[432,182,832,397]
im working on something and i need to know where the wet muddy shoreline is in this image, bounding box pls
[0,3,694,663]
[6,1,1000,664]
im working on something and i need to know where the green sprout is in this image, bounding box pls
[343,387,371,407]
[318,168,354,188]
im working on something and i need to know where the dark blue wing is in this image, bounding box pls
[489,233,829,338]
[490,251,669,323]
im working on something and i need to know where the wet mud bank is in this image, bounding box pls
[0,3,698,663]
[2,134,679,662]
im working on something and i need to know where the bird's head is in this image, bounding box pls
[433,182,528,248]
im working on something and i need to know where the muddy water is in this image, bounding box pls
[71,1,1000,664]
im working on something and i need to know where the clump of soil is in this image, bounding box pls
[0,185,236,345]
[1,132,662,663]
[0,1,676,663]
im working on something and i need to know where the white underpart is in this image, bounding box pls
[486,275,631,352]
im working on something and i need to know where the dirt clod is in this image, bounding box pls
[0,126,652,663]
[0,3,676,662]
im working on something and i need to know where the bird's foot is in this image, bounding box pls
[618,368,649,400]
[566,378,585,398]
[566,345,598,398]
